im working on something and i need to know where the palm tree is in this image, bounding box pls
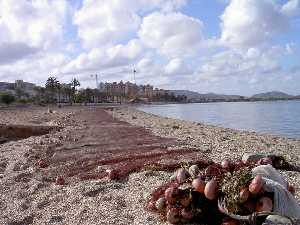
[85,88,93,103]
[69,78,80,103]
[60,83,72,103]
[57,83,62,103]
[45,76,60,103]
[33,86,46,104]
[15,87,25,100]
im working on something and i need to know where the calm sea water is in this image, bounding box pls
[138,100,300,139]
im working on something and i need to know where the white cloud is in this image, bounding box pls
[0,52,69,85]
[0,0,68,49]
[164,58,191,75]
[245,48,261,59]
[0,42,38,65]
[220,0,289,49]
[74,0,189,49]
[0,0,71,83]
[74,0,141,49]
[0,0,299,95]
[62,39,143,73]
[138,12,204,58]
[197,47,283,81]
[282,0,300,17]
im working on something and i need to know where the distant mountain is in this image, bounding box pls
[168,90,202,100]
[169,90,245,102]
[251,91,294,99]
[169,90,300,103]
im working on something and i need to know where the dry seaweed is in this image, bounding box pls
[220,167,253,214]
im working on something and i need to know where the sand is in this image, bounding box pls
[0,105,299,225]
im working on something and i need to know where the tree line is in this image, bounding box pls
[39,76,108,104]
[0,76,188,106]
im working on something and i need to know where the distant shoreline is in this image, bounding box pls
[148,98,300,105]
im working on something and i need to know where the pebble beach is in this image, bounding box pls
[112,107,300,200]
[0,106,299,225]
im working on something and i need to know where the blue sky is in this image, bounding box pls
[0,0,300,96]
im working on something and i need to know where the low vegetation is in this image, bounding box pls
[0,92,15,105]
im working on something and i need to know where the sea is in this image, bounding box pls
[138,100,300,139]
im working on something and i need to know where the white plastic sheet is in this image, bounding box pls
[252,165,300,218]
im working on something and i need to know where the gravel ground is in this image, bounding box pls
[0,106,299,225]
[0,106,171,225]
[112,107,300,200]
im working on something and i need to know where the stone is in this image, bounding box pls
[263,215,293,225]
[242,153,267,164]
[189,165,200,178]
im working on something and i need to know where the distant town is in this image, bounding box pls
[0,79,300,106]
[0,79,187,105]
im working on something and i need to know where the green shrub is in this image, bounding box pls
[0,92,15,105]
[17,98,31,104]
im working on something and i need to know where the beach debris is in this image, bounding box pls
[55,176,65,185]
[288,184,296,195]
[256,197,273,212]
[106,169,118,180]
[192,177,205,193]
[264,215,294,225]
[176,168,189,184]
[38,159,48,168]
[172,125,180,129]
[0,137,9,144]
[148,157,300,225]
[204,178,218,200]
[189,165,200,178]
[221,160,231,171]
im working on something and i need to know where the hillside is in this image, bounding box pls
[169,90,299,103]
[251,91,294,99]
[169,90,245,102]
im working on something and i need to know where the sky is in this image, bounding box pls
[0,0,299,96]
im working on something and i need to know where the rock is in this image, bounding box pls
[8,215,34,225]
[188,165,200,178]
[170,174,177,182]
[49,215,64,223]
[0,137,9,144]
[55,176,65,185]
[242,153,267,164]
[38,159,48,168]
[264,215,293,225]
[155,197,166,211]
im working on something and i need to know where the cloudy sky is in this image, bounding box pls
[0,0,299,96]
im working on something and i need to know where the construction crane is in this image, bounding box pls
[133,69,137,84]
[90,74,99,88]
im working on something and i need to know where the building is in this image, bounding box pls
[14,80,36,97]
[98,81,154,101]
[125,81,139,97]
[138,84,154,99]
[153,88,167,97]
[0,80,36,98]
[0,82,14,92]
